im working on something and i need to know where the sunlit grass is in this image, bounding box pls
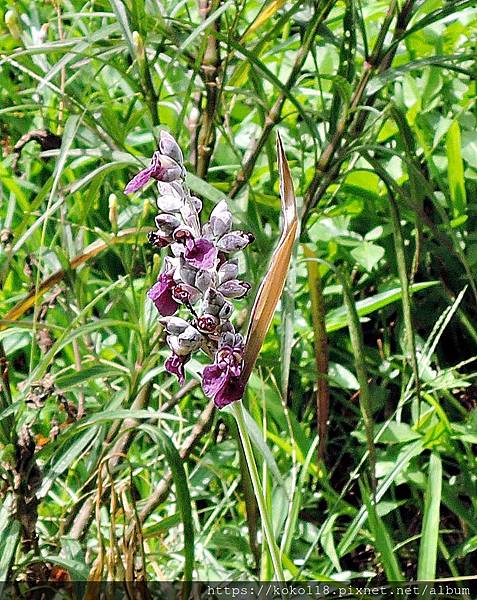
[1,0,477,583]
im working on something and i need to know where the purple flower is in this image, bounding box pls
[184,238,218,269]
[202,338,245,408]
[172,282,201,305]
[124,152,183,194]
[148,230,172,248]
[148,270,179,316]
[165,353,189,385]
[214,377,245,408]
[196,313,219,333]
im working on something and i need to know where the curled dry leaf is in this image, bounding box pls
[241,133,298,384]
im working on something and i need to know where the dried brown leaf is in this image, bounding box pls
[242,133,297,384]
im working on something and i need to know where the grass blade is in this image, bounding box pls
[360,479,403,582]
[325,281,438,333]
[0,519,20,580]
[417,453,442,580]
[1,228,149,330]
[230,402,285,580]
[139,424,194,590]
[339,268,376,493]
[446,120,467,218]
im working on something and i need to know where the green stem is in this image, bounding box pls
[339,268,377,496]
[231,402,285,581]
[304,246,329,462]
[388,192,421,414]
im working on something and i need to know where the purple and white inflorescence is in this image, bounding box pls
[125,131,254,407]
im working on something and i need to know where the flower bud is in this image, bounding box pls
[142,197,152,222]
[209,200,232,238]
[233,332,244,347]
[180,199,201,229]
[5,10,21,40]
[218,279,251,299]
[221,321,234,334]
[148,230,172,248]
[152,253,161,277]
[219,301,233,320]
[108,193,118,233]
[160,316,190,335]
[159,131,184,166]
[173,226,194,243]
[167,326,202,355]
[195,269,213,293]
[218,259,238,284]
[157,182,184,212]
[155,214,181,235]
[220,331,235,348]
[217,231,255,253]
[179,259,198,286]
[202,288,226,316]
[132,30,145,62]
[150,153,183,182]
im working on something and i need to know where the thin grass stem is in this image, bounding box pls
[388,191,421,414]
[230,401,285,581]
[338,267,377,495]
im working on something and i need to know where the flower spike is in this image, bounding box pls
[128,132,254,404]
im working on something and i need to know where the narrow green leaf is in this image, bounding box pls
[139,424,194,589]
[280,436,319,556]
[0,520,20,580]
[417,453,442,580]
[109,0,135,55]
[338,440,424,557]
[185,173,224,203]
[325,281,438,333]
[39,428,99,497]
[55,365,126,389]
[360,480,403,581]
[229,405,285,491]
[446,120,467,218]
[321,513,341,572]
[76,409,182,429]
[368,54,474,95]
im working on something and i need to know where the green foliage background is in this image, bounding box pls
[1,0,477,583]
